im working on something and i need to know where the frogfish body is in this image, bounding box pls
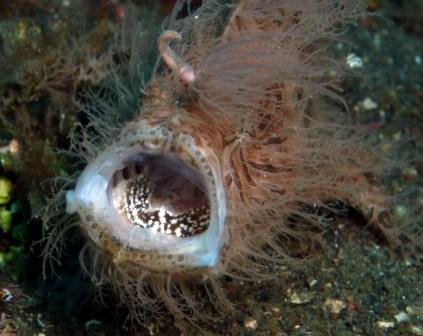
[43,0,422,326]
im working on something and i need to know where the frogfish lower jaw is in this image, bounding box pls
[65,123,227,273]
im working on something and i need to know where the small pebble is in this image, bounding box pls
[362,97,378,110]
[288,290,314,304]
[308,278,318,287]
[393,205,407,218]
[347,53,363,68]
[410,325,423,335]
[323,299,346,315]
[393,131,402,141]
[394,311,409,323]
[269,305,281,319]
[401,167,418,181]
[406,304,423,317]
[376,320,395,329]
[244,318,258,331]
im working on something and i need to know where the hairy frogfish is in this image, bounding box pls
[42,0,422,327]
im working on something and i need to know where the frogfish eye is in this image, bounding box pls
[65,125,226,273]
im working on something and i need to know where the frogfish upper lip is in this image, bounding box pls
[65,123,227,272]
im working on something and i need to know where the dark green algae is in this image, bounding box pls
[0,0,422,335]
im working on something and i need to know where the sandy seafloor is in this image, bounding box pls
[0,0,422,335]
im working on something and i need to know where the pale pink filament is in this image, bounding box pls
[158,30,196,84]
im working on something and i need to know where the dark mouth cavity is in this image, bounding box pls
[110,153,210,238]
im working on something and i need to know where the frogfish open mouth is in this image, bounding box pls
[65,117,227,272]
[43,0,422,326]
